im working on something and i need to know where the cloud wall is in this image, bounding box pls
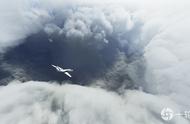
[0,81,188,124]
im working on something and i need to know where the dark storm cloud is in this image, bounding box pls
[0,3,143,89]
[1,30,119,84]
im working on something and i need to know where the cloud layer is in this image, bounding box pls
[0,81,188,124]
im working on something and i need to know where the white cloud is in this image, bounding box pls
[143,1,190,110]
[0,0,52,53]
[0,81,188,124]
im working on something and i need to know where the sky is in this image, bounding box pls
[0,0,190,124]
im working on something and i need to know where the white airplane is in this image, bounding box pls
[51,65,73,77]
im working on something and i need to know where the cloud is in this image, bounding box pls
[0,0,142,53]
[0,0,52,53]
[0,81,188,124]
[143,0,190,110]
[0,0,143,85]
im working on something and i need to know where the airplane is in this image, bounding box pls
[51,65,73,77]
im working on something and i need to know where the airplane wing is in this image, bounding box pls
[51,65,59,71]
[64,72,72,77]
[57,66,65,72]
[52,65,57,68]
[63,69,73,72]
